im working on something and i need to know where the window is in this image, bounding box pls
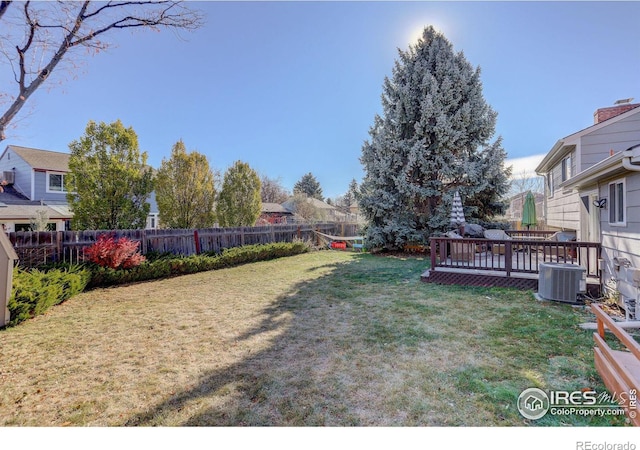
[15,223,56,232]
[47,172,68,193]
[547,172,554,198]
[608,179,626,226]
[561,155,572,181]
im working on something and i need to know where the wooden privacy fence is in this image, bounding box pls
[8,222,360,268]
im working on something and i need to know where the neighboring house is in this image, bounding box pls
[282,196,348,222]
[535,100,640,308]
[0,145,71,206]
[333,199,363,223]
[535,100,640,242]
[146,190,160,230]
[502,191,545,228]
[0,145,160,230]
[258,203,295,224]
[0,185,72,232]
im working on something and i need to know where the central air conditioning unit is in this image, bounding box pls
[538,262,586,304]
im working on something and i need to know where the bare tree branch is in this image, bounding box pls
[0,0,204,141]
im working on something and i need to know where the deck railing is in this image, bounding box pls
[429,235,601,280]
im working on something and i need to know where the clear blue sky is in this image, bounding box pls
[3,1,640,199]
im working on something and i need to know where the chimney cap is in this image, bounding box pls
[614,98,634,105]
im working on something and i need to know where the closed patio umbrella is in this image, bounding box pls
[450,191,466,233]
[521,191,537,230]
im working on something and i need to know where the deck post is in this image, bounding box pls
[505,240,512,276]
[430,238,437,270]
[597,316,605,339]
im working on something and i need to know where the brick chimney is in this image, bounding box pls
[594,98,640,124]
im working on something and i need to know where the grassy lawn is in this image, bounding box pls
[0,251,629,426]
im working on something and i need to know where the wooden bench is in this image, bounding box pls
[591,303,640,426]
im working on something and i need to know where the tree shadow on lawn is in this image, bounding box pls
[121,252,617,427]
[124,253,410,426]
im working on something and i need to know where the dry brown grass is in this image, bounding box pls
[0,251,626,426]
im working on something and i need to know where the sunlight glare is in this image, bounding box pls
[406,19,449,46]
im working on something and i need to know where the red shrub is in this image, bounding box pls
[84,234,146,269]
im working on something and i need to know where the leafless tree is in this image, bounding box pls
[509,168,544,196]
[0,1,203,141]
[29,208,50,231]
[260,175,290,204]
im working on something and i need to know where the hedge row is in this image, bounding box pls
[5,241,311,327]
[8,265,92,327]
[88,241,311,287]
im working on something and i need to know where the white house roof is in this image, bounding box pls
[261,203,290,214]
[305,197,337,210]
[0,204,72,220]
[3,145,70,172]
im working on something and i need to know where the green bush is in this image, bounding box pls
[7,265,92,327]
[88,241,311,288]
[4,242,311,327]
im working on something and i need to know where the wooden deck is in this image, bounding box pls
[591,303,640,426]
[422,234,602,295]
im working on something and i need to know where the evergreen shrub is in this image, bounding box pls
[88,241,311,288]
[4,242,311,327]
[7,265,92,327]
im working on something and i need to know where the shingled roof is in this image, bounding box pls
[4,145,70,172]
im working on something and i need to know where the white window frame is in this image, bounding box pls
[547,172,554,198]
[561,155,572,182]
[608,178,626,227]
[46,172,68,194]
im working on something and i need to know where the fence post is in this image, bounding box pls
[194,229,201,255]
[56,231,63,263]
[140,229,148,255]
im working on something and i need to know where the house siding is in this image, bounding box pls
[0,150,33,199]
[543,109,640,233]
[33,171,69,203]
[545,149,581,231]
[598,171,640,297]
[580,112,640,170]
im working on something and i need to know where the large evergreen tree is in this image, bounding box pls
[67,120,153,230]
[155,140,217,229]
[216,161,262,227]
[344,178,359,209]
[293,172,323,201]
[359,26,510,248]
